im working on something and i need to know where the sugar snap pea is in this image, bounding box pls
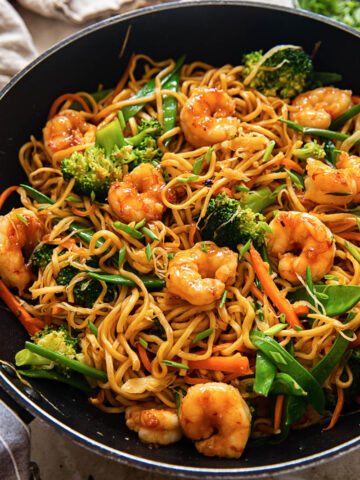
[250,331,325,413]
[121,55,185,122]
[254,351,276,396]
[18,368,95,394]
[163,70,180,147]
[287,284,360,317]
[269,373,307,397]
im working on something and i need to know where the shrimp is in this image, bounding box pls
[180,87,240,147]
[267,211,335,284]
[0,208,43,293]
[43,109,96,156]
[290,87,352,129]
[125,404,182,445]
[305,153,360,206]
[166,242,237,305]
[108,163,166,223]
[180,383,251,458]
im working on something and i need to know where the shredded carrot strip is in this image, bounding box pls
[138,344,152,373]
[222,372,240,382]
[338,232,360,242]
[250,284,277,316]
[189,222,197,247]
[0,186,19,210]
[274,158,305,174]
[214,187,233,198]
[52,306,64,315]
[323,387,344,431]
[293,304,310,316]
[0,279,44,336]
[352,96,360,104]
[60,238,88,256]
[71,205,97,217]
[48,93,91,119]
[107,53,135,104]
[274,394,285,431]
[183,375,210,385]
[249,244,301,328]
[188,355,252,374]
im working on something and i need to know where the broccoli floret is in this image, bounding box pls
[61,145,123,200]
[31,244,56,269]
[240,185,286,214]
[112,118,163,169]
[198,194,268,251]
[15,325,81,370]
[293,142,326,160]
[57,266,115,308]
[60,119,163,200]
[242,47,313,99]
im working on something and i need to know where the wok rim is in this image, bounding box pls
[1,1,360,475]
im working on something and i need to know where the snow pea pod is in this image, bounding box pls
[250,331,325,413]
[18,368,95,394]
[254,351,276,396]
[283,311,355,426]
[163,71,180,147]
[269,373,307,397]
[287,284,360,317]
[121,55,185,122]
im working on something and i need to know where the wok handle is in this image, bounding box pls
[0,385,34,424]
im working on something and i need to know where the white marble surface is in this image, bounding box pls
[12,2,359,478]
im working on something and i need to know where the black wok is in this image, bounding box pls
[1,2,360,476]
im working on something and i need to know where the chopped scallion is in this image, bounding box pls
[306,266,314,294]
[139,337,148,349]
[118,246,126,267]
[192,327,214,344]
[145,243,153,262]
[219,290,228,308]
[66,196,81,202]
[161,360,189,370]
[199,243,208,253]
[238,239,252,260]
[15,213,28,226]
[114,221,144,240]
[88,320,98,337]
[193,157,204,175]
[262,140,276,163]
[345,240,360,262]
[135,219,146,230]
[264,323,287,336]
[205,147,214,164]
[177,175,200,184]
[236,185,250,192]
[141,227,160,242]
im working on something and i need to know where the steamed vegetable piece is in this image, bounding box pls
[250,331,325,413]
[240,185,286,213]
[198,193,269,250]
[15,325,83,370]
[60,118,162,200]
[120,55,186,122]
[283,312,355,425]
[293,141,325,159]
[280,119,360,146]
[297,0,360,32]
[254,351,276,396]
[242,45,341,99]
[163,70,180,146]
[31,244,56,269]
[287,284,360,317]
[17,368,95,393]
[330,103,360,131]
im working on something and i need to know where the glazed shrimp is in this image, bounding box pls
[125,405,182,445]
[166,242,237,305]
[290,87,352,129]
[305,153,360,206]
[267,211,335,284]
[180,87,240,147]
[180,383,251,458]
[43,109,96,156]
[0,208,43,293]
[108,163,166,223]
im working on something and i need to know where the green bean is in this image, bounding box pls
[25,342,107,381]
[280,119,360,146]
[121,55,186,122]
[254,351,276,396]
[20,184,55,205]
[88,272,165,290]
[141,227,160,242]
[330,104,360,131]
[18,369,94,394]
